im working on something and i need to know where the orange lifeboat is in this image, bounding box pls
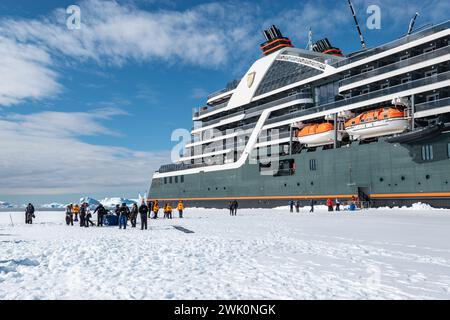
[345,107,409,140]
[297,123,338,147]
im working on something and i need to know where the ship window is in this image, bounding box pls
[309,159,317,171]
[175,176,178,183]
[399,54,410,61]
[425,70,437,77]
[169,177,173,184]
[426,93,439,102]
[164,177,167,184]
[380,82,389,89]
[401,76,411,84]
[423,45,436,53]
[421,145,434,161]
[181,175,184,183]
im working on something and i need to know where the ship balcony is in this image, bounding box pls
[339,45,450,92]
[415,97,450,118]
[324,70,450,111]
[194,92,313,132]
[194,101,229,120]
[331,20,450,69]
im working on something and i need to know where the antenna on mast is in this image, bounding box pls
[347,0,367,49]
[407,12,420,35]
[306,27,313,50]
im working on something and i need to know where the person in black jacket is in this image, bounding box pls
[289,200,294,213]
[232,200,238,216]
[94,204,107,227]
[79,203,86,227]
[139,201,149,230]
[228,201,234,216]
[309,199,315,213]
[119,203,130,230]
[130,203,138,228]
[25,203,35,224]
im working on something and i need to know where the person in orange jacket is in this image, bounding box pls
[152,200,159,219]
[72,204,80,222]
[166,203,173,219]
[177,200,184,218]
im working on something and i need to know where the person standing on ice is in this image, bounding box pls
[295,200,300,213]
[130,203,138,227]
[94,203,107,227]
[152,200,159,219]
[85,204,94,227]
[177,200,184,218]
[118,203,130,229]
[289,200,294,213]
[309,199,315,213]
[25,203,35,224]
[335,198,341,211]
[79,203,86,227]
[228,201,234,216]
[65,204,73,226]
[139,200,148,230]
[73,204,80,222]
[232,200,238,216]
[166,203,173,219]
[326,198,334,212]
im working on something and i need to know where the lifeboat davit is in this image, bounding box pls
[345,107,409,141]
[297,123,341,147]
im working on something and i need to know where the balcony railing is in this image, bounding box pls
[323,70,450,110]
[332,20,450,69]
[339,45,450,88]
[199,92,313,128]
[207,79,240,100]
[415,97,450,112]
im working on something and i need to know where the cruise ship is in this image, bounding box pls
[148,19,450,208]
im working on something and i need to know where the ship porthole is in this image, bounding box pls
[297,182,300,187]
[426,174,431,180]
[401,176,405,181]
[284,183,287,187]
[310,181,314,186]
[379,177,384,182]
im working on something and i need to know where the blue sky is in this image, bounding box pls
[0,0,449,205]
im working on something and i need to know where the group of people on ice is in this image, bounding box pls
[62,200,185,230]
[290,196,362,213]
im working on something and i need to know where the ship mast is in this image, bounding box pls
[347,0,367,49]
[407,12,420,35]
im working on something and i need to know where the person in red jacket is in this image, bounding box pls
[326,198,334,212]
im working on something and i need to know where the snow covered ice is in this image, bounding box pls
[1,206,450,299]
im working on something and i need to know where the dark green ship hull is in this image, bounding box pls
[149,132,450,208]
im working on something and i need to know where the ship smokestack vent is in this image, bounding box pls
[312,38,344,57]
[260,25,294,56]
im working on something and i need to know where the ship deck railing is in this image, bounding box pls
[332,20,450,69]
[199,92,313,128]
[321,70,450,111]
[339,45,450,88]
[415,97,450,112]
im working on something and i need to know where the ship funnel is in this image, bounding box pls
[260,25,294,56]
[312,38,344,57]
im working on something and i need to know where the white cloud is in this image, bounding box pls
[0,109,169,195]
[0,36,60,106]
[0,0,260,107]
